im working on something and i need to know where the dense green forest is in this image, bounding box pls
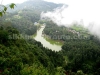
[0,0,100,75]
[0,26,65,75]
[41,20,100,75]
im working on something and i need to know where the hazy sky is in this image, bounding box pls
[0,0,68,5]
[1,0,93,5]
[0,0,85,5]
[0,0,27,5]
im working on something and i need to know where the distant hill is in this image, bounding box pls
[8,0,64,12]
[1,0,65,35]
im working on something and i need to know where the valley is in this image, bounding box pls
[0,0,100,75]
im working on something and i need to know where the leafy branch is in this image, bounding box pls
[0,3,16,17]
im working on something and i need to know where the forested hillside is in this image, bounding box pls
[39,20,100,75]
[0,0,66,75]
[1,0,63,35]
[0,26,65,75]
[0,0,100,75]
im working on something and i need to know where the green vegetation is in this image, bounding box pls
[41,20,100,75]
[70,24,87,32]
[0,3,16,17]
[62,38,100,75]
[33,33,37,38]
[70,24,90,36]
[45,36,63,46]
[0,0,100,75]
[0,11,38,35]
[0,26,65,75]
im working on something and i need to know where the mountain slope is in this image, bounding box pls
[8,0,63,12]
[2,0,64,35]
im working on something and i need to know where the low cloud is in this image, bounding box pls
[41,0,100,38]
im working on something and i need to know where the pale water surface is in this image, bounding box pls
[34,26,62,51]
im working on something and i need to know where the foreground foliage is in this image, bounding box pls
[42,20,100,75]
[0,26,65,75]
